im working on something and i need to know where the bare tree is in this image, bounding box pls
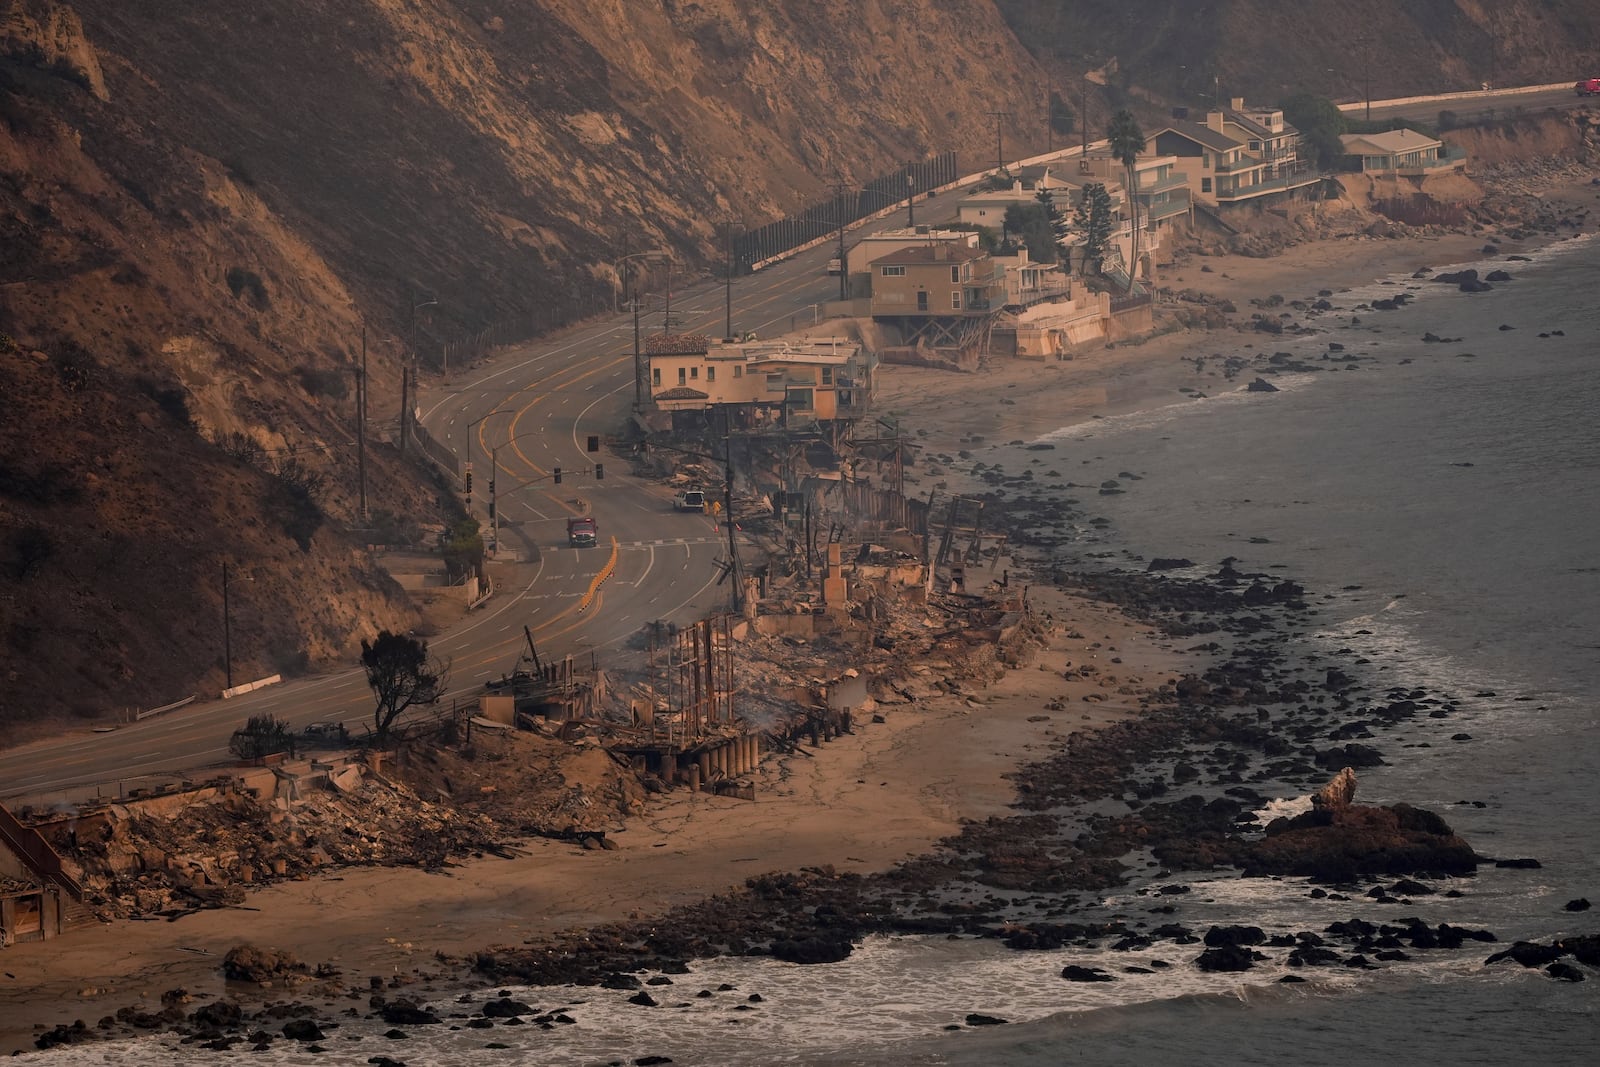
[361,631,449,743]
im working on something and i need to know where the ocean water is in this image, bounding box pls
[30,239,1600,1063]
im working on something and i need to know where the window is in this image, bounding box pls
[821,367,833,385]
[652,368,661,386]
[1203,153,1212,170]
[881,265,906,277]
[706,366,715,383]
[677,367,686,385]
[690,366,698,380]
[733,365,743,378]
[951,290,962,310]
[1201,177,1212,193]
[950,265,960,283]
[787,387,813,412]
[916,291,928,311]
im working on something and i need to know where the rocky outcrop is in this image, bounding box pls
[0,1,107,99]
[1243,802,1478,881]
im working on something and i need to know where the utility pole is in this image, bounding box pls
[1043,80,1056,154]
[906,162,916,228]
[398,361,408,456]
[222,560,232,690]
[357,322,367,521]
[833,178,849,302]
[632,293,644,412]
[988,110,1011,174]
[1081,71,1089,158]
[722,219,737,342]
[722,406,741,613]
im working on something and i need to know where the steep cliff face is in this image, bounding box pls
[1,0,1597,732]
[0,0,1046,729]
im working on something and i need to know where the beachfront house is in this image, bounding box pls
[1338,129,1466,175]
[1153,98,1321,210]
[648,336,874,427]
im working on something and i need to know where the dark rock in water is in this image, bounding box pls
[1564,898,1591,912]
[1146,557,1194,572]
[1328,341,1345,351]
[601,973,642,990]
[1486,941,1564,968]
[190,1001,243,1029]
[1288,944,1342,966]
[1247,377,1279,392]
[282,1020,324,1042]
[628,991,659,1007]
[1389,878,1434,896]
[1547,963,1586,983]
[1325,668,1354,690]
[636,1057,676,1066]
[771,937,853,965]
[383,1029,409,1040]
[368,1059,407,1067]
[1316,743,1385,769]
[1279,974,1308,983]
[1562,934,1600,966]
[1196,945,1257,972]
[1494,857,1542,869]
[966,1013,1009,1026]
[1498,323,1515,330]
[1485,270,1512,282]
[1433,269,1478,284]
[1204,925,1267,948]
[1061,965,1116,982]
[482,998,534,1018]
[380,1001,440,1025]
[1243,802,1477,880]
[1422,332,1441,342]
[1459,279,1493,292]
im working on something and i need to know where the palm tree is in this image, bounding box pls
[1106,109,1147,293]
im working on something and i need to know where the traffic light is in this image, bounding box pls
[586,434,600,453]
[465,470,473,497]
[553,467,562,484]
[594,463,604,480]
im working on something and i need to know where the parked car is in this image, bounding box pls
[1576,78,1600,96]
[672,487,706,512]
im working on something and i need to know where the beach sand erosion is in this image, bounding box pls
[4,177,1596,1052]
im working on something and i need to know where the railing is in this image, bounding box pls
[0,803,82,900]
[1216,168,1323,201]
[1109,291,1153,313]
[735,153,958,269]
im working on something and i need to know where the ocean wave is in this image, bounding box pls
[1036,373,1322,444]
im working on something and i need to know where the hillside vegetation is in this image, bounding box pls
[2,0,1597,731]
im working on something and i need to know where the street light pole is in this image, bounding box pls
[357,322,367,521]
[906,163,916,228]
[722,220,736,342]
[466,407,513,509]
[223,560,232,690]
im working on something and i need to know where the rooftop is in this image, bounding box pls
[1340,128,1443,152]
[868,243,989,267]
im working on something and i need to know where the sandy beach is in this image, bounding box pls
[3,183,1592,1052]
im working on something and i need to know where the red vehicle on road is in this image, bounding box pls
[1576,78,1600,96]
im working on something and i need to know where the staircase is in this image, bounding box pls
[0,802,87,924]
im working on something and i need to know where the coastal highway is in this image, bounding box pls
[1352,83,1598,125]
[0,184,968,805]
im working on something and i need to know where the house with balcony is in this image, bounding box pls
[1074,151,1192,238]
[648,337,874,428]
[844,227,979,277]
[867,243,1007,358]
[990,245,1072,309]
[1153,98,1321,210]
[1339,129,1465,175]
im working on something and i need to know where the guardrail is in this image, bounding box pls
[131,694,195,722]
[222,673,282,699]
[1337,81,1571,113]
